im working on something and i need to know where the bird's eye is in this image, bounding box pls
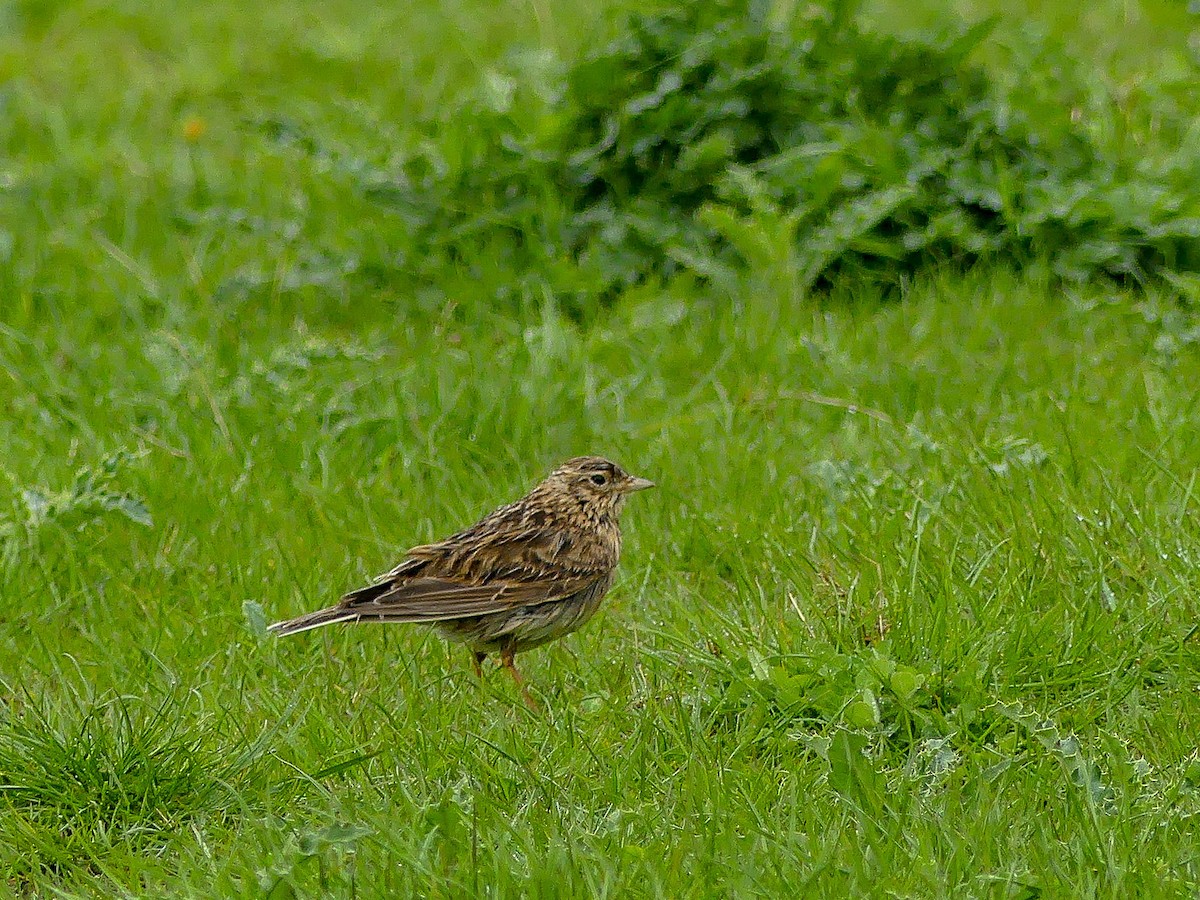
[590,473,607,486]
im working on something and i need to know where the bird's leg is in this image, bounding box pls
[471,651,487,680]
[500,646,538,711]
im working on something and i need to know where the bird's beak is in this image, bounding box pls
[623,475,656,493]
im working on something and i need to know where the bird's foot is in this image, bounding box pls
[500,648,540,712]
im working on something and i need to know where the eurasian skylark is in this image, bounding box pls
[269,456,654,707]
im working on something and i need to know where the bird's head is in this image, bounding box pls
[545,456,655,519]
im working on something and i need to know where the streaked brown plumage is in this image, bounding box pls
[269,456,654,707]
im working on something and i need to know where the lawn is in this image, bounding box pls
[1,0,1199,897]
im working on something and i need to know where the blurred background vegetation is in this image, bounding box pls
[2,0,1197,327]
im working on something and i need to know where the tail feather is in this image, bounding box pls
[269,581,397,636]
[268,607,361,637]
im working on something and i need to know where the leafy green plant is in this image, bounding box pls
[256,822,373,899]
[19,449,153,530]
[712,644,954,746]
[0,449,153,567]
[351,0,1200,306]
[995,700,1115,811]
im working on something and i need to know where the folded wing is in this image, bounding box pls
[268,523,613,636]
[337,573,599,622]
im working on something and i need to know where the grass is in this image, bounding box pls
[2,0,1200,896]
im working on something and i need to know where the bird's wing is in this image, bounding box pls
[342,526,612,623]
[336,573,600,623]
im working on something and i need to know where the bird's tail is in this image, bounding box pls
[267,606,360,637]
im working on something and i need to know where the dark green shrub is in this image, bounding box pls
[371,0,1200,304]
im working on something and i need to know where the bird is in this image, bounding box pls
[268,456,654,708]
